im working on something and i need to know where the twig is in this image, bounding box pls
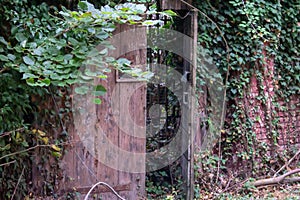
[274,147,300,177]
[0,141,74,161]
[0,127,26,138]
[84,181,126,200]
[0,145,47,161]
[11,166,25,200]
[0,160,16,167]
[224,178,232,192]
[206,0,217,11]
[221,178,249,194]
[0,67,7,73]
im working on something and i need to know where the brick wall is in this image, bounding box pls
[246,48,300,149]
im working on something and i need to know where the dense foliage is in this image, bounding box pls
[0,0,169,198]
[195,0,299,198]
[0,0,299,198]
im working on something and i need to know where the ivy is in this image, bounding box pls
[0,1,157,89]
[195,0,299,197]
[0,0,175,198]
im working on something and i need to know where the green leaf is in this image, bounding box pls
[23,56,35,65]
[64,54,73,61]
[117,58,131,66]
[93,98,102,104]
[84,69,97,77]
[51,151,62,158]
[53,55,64,62]
[142,20,162,26]
[68,38,79,46]
[59,11,70,17]
[95,32,109,40]
[105,56,115,63]
[78,1,88,11]
[22,73,38,79]
[94,85,107,96]
[41,78,51,86]
[0,37,8,46]
[26,78,36,86]
[7,54,16,61]
[99,48,108,55]
[231,88,237,94]
[15,33,26,42]
[161,10,177,17]
[0,55,9,62]
[33,47,44,56]
[98,74,107,79]
[20,40,27,48]
[66,79,77,85]
[74,85,89,95]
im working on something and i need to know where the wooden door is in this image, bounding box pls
[59,25,147,200]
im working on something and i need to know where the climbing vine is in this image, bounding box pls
[194,0,299,197]
[0,0,174,198]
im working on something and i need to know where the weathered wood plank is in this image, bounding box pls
[116,24,147,200]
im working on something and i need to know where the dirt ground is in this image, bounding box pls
[217,183,300,200]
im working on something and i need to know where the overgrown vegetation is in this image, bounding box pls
[194,0,299,198]
[0,0,299,199]
[0,0,168,198]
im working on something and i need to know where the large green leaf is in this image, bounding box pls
[93,85,107,96]
[74,85,89,95]
[23,56,35,65]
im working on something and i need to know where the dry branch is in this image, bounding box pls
[0,67,7,74]
[0,160,16,167]
[253,168,300,187]
[11,166,25,200]
[0,127,25,138]
[0,140,78,161]
[273,134,300,177]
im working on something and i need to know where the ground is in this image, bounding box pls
[215,183,300,200]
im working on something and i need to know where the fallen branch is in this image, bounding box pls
[253,168,300,187]
[282,177,300,184]
[273,131,300,177]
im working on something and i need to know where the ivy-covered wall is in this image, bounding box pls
[247,51,300,148]
[194,0,299,196]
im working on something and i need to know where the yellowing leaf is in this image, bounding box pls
[51,144,61,152]
[32,129,47,137]
[37,130,46,137]
[16,132,21,139]
[41,137,49,144]
[32,129,38,134]
[51,151,62,158]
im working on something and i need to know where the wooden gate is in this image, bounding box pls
[54,1,197,199]
[58,24,147,200]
